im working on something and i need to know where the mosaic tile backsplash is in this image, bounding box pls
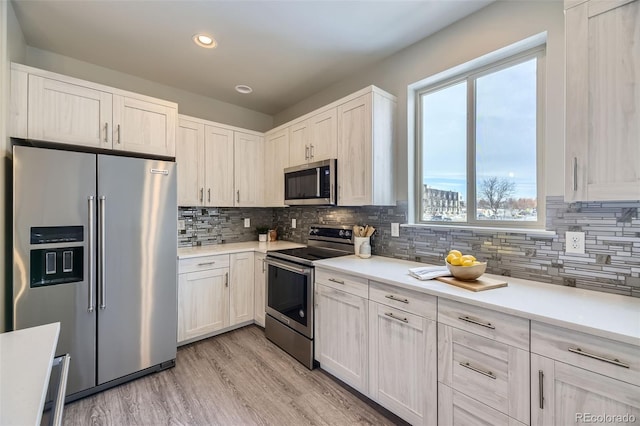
[179,196,640,297]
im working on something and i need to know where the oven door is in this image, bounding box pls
[265,257,314,339]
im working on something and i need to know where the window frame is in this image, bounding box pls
[413,46,546,229]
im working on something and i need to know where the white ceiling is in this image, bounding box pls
[12,0,493,115]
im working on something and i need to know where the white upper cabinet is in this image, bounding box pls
[12,63,177,158]
[176,115,260,207]
[112,95,176,157]
[27,74,113,149]
[176,118,204,206]
[337,88,396,206]
[308,108,338,162]
[289,120,310,167]
[564,0,640,201]
[205,125,235,207]
[263,128,289,207]
[288,108,338,167]
[234,132,264,207]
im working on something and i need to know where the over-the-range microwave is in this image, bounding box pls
[284,159,336,206]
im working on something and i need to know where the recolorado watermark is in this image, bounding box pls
[576,413,637,423]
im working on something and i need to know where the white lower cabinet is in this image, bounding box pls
[254,253,266,327]
[315,283,368,394]
[438,383,526,426]
[177,252,256,346]
[369,301,437,426]
[177,265,229,343]
[531,354,640,426]
[230,252,255,326]
[530,321,640,425]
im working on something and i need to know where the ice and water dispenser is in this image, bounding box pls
[30,226,84,287]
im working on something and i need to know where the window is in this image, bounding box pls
[415,48,544,228]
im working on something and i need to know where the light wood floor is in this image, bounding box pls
[63,325,406,425]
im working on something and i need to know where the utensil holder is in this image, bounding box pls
[354,236,370,257]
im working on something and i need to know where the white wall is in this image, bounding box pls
[24,47,273,132]
[273,1,565,200]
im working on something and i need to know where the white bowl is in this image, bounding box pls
[445,260,487,281]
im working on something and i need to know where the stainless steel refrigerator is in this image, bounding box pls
[12,145,178,399]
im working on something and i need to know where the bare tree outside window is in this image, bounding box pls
[478,177,515,218]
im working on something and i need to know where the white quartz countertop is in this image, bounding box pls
[314,255,640,346]
[178,241,305,259]
[0,322,60,426]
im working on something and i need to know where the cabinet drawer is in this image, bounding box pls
[315,268,368,298]
[438,324,529,423]
[438,383,526,426]
[531,321,640,386]
[438,298,529,350]
[369,280,436,320]
[179,254,230,274]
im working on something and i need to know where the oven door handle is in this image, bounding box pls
[265,257,312,276]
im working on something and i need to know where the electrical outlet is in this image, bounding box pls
[291,218,297,229]
[244,218,250,228]
[391,223,400,237]
[566,231,585,254]
[177,219,186,231]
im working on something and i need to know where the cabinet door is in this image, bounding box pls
[565,0,640,201]
[204,125,235,207]
[315,284,368,394]
[28,75,112,148]
[289,120,309,166]
[177,268,229,344]
[254,253,267,327]
[308,108,337,162]
[176,118,204,206]
[337,93,372,206]
[531,354,640,426]
[263,129,289,207]
[112,95,176,157]
[230,252,255,326]
[369,301,437,426]
[234,132,264,207]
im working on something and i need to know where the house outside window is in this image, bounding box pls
[414,47,545,228]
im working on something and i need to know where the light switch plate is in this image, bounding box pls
[292,218,297,229]
[566,231,585,254]
[391,223,400,237]
[244,218,250,228]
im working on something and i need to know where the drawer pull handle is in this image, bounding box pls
[197,261,216,266]
[384,312,408,323]
[538,370,544,409]
[460,362,496,379]
[458,315,495,329]
[328,278,345,284]
[568,347,630,368]
[385,295,409,304]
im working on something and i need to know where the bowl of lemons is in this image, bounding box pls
[445,250,487,281]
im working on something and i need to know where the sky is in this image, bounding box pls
[421,58,538,201]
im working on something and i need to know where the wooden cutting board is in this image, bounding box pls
[435,276,508,292]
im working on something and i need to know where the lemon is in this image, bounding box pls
[445,253,458,264]
[449,256,462,266]
[472,261,482,266]
[460,254,476,263]
[448,250,462,257]
[462,259,475,267]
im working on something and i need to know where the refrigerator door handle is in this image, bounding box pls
[99,195,106,310]
[88,196,95,312]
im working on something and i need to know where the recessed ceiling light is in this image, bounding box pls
[235,85,253,94]
[193,33,216,48]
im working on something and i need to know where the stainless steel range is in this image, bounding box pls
[265,225,353,369]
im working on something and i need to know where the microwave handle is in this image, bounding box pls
[316,168,321,197]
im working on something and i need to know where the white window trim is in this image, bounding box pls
[407,32,548,230]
